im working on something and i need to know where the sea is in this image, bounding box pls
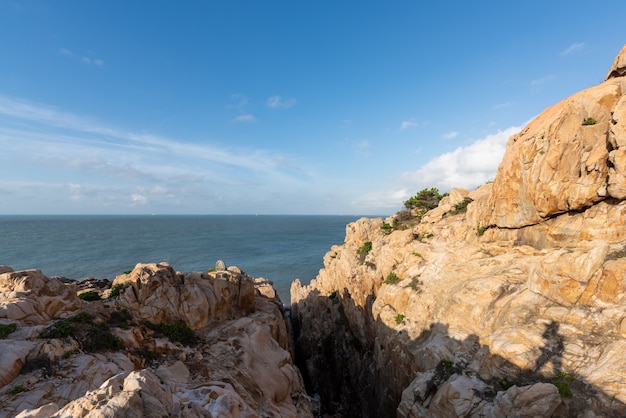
[0,215,369,305]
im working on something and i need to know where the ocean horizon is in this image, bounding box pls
[0,214,374,304]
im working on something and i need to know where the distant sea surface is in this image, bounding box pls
[0,215,366,305]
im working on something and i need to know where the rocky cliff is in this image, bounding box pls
[291,44,626,417]
[0,262,313,417]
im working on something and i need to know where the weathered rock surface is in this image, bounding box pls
[0,263,313,417]
[291,44,626,417]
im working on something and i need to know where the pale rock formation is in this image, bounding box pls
[291,44,626,417]
[1,263,313,417]
[0,269,82,325]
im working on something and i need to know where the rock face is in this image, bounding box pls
[0,263,313,417]
[291,44,626,417]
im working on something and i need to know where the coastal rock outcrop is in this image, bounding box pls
[0,263,313,417]
[291,44,626,417]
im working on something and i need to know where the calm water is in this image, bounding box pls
[0,215,364,305]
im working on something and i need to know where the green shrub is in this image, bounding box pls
[145,320,197,346]
[20,355,53,377]
[404,188,447,211]
[407,276,423,292]
[108,283,129,299]
[498,377,516,390]
[0,323,17,339]
[381,222,393,235]
[357,241,373,263]
[384,273,400,285]
[439,359,454,368]
[395,314,405,324]
[477,226,487,236]
[551,372,574,397]
[552,380,573,397]
[109,309,132,327]
[10,385,25,395]
[582,117,597,126]
[449,197,474,215]
[78,290,101,301]
[40,312,123,352]
[82,326,124,351]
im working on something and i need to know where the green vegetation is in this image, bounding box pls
[145,320,197,346]
[62,350,73,359]
[357,241,373,263]
[498,377,516,390]
[407,276,423,292]
[78,290,101,301]
[39,312,123,352]
[477,226,487,236]
[207,267,216,272]
[412,252,422,257]
[381,222,394,235]
[395,314,405,324]
[10,385,25,395]
[0,323,17,339]
[122,269,133,275]
[404,188,447,211]
[108,283,129,298]
[20,355,53,377]
[416,232,434,242]
[439,359,454,368]
[551,372,574,397]
[582,117,597,126]
[449,197,474,215]
[384,272,400,285]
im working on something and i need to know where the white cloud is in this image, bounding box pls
[442,131,458,139]
[400,119,418,131]
[529,74,555,86]
[228,94,248,109]
[493,102,512,109]
[401,126,522,191]
[232,114,256,123]
[0,94,314,214]
[81,57,92,64]
[93,59,104,66]
[59,48,73,56]
[267,95,296,109]
[560,42,585,56]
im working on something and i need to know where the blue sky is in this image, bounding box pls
[1,1,625,215]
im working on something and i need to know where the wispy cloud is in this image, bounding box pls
[232,114,256,123]
[529,74,555,87]
[81,56,104,66]
[0,94,312,213]
[59,48,73,56]
[493,102,512,109]
[442,131,458,140]
[267,95,296,109]
[400,119,418,131]
[228,94,249,109]
[560,42,585,56]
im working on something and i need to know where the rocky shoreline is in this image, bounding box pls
[0,262,314,417]
[291,45,626,417]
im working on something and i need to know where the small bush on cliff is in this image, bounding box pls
[357,241,372,263]
[78,290,101,301]
[582,117,597,126]
[449,197,473,215]
[551,372,575,397]
[40,312,123,352]
[108,283,129,299]
[395,314,405,324]
[384,273,400,285]
[0,323,17,339]
[145,320,197,346]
